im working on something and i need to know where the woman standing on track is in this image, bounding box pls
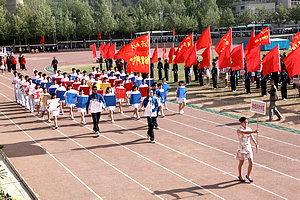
[236,117,258,182]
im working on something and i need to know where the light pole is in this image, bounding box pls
[52,16,57,44]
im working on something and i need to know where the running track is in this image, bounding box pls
[0,52,299,199]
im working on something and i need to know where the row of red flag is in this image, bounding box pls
[89,27,300,78]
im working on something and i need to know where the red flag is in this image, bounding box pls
[291,32,300,51]
[218,46,231,69]
[230,44,244,71]
[98,33,101,40]
[284,46,300,77]
[173,33,193,64]
[254,26,270,46]
[99,43,105,56]
[172,29,176,35]
[262,45,280,76]
[196,27,212,51]
[119,34,150,74]
[198,47,211,69]
[106,43,116,59]
[245,29,261,72]
[168,43,175,64]
[102,43,110,59]
[184,45,197,67]
[114,44,125,60]
[150,44,158,63]
[215,29,232,54]
[40,36,45,44]
[89,43,97,58]
[162,44,167,60]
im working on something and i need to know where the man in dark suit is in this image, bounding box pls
[164,59,169,81]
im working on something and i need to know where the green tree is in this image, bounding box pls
[0,6,8,42]
[235,9,253,26]
[219,7,235,27]
[94,0,116,37]
[289,3,300,24]
[116,9,136,36]
[200,0,220,29]
[273,3,288,25]
[255,7,270,24]
[216,0,236,10]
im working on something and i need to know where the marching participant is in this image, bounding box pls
[25,78,36,113]
[34,83,43,115]
[11,71,19,102]
[40,87,51,122]
[130,85,141,120]
[76,89,88,125]
[86,86,107,136]
[104,87,116,123]
[143,88,159,143]
[64,84,78,120]
[48,93,60,129]
[157,83,165,117]
[176,81,187,114]
[115,81,125,114]
[55,81,66,114]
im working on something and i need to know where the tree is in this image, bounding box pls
[219,7,235,27]
[94,0,116,37]
[200,0,220,29]
[116,9,136,36]
[255,7,270,24]
[0,6,8,42]
[273,3,288,25]
[235,9,253,26]
[289,3,300,24]
[216,0,236,10]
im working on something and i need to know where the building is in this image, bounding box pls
[6,0,23,14]
[232,0,300,15]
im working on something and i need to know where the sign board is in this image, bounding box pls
[250,99,266,115]
[293,77,300,84]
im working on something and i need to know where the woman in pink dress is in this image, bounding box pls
[236,117,258,182]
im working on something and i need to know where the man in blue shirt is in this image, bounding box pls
[86,86,107,136]
[143,89,159,143]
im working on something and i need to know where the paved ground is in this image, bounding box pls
[0,51,299,199]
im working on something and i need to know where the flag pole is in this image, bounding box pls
[256,113,259,153]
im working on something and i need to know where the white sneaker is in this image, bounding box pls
[41,117,45,120]
[180,110,184,114]
[71,117,74,120]
[161,114,165,118]
[48,119,51,123]
[55,125,58,129]
[137,117,140,120]
[120,111,123,114]
[141,107,145,111]
[150,140,156,143]
[96,131,100,136]
[108,117,111,121]
[111,120,115,123]
[37,113,40,116]
[133,114,136,118]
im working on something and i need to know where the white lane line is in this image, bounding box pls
[167,104,300,149]
[113,113,289,200]
[0,111,103,200]
[0,76,299,181]
[0,75,293,199]
[0,78,298,181]
[70,118,225,200]
[163,116,300,163]
[0,92,164,200]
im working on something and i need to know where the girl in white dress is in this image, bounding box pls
[236,117,258,183]
[104,87,116,123]
[77,89,88,125]
[64,85,78,120]
[130,85,140,119]
[48,93,60,129]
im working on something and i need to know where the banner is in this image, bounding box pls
[101,83,111,93]
[47,99,60,111]
[65,92,77,104]
[56,90,65,101]
[139,87,149,97]
[116,88,126,99]
[136,79,142,88]
[104,95,117,107]
[146,79,154,87]
[176,87,187,98]
[40,94,51,106]
[49,87,57,95]
[73,83,81,90]
[76,96,89,108]
[124,82,133,91]
[130,93,141,104]
[162,83,170,95]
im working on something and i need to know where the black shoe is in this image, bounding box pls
[238,176,245,182]
[245,175,253,182]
